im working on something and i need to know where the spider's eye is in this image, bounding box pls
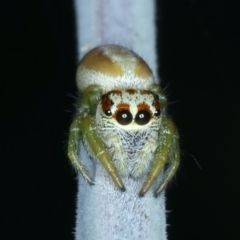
[154,109,161,117]
[116,110,132,125]
[105,110,112,116]
[135,110,151,125]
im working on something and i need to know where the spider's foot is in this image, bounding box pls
[138,192,145,198]
[89,182,95,186]
[153,191,159,198]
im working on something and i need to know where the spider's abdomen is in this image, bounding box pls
[76,45,155,93]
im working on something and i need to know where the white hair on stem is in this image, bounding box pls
[73,0,167,239]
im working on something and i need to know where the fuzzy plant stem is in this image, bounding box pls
[74,0,167,239]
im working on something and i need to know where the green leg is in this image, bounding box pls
[68,84,125,191]
[68,115,94,185]
[81,115,125,191]
[154,128,180,197]
[139,117,178,196]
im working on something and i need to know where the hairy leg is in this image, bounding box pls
[139,117,178,196]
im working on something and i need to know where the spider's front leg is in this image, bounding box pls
[139,117,180,197]
[99,132,128,177]
[81,115,125,190]
[68,85,125,191]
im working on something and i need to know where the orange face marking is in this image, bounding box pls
[80,48,124,77]
[113,103,130,119]
[109,90,122,95]
[153,95,161,112]
[134,58,153,79]
[117,103,130,111]
[126,89,136,94]
[101,94,112,112]
[137,103,152,116]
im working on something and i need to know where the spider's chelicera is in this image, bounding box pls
[68,45,180,197]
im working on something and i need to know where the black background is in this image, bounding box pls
[1,1,240,239]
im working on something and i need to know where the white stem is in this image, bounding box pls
[74,0,167,239]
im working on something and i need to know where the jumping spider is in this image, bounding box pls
[68,45,180,197]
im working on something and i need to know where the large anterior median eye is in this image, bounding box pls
[135,110,151,125]
[116,110,133,125]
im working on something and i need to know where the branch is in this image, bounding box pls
[74,0,167,239]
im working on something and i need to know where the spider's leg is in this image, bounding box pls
[81,114,125,191]
[68,115,94,185]
[153,128,179,196]
[139,117,178,196]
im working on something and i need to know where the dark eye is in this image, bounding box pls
[105,110,112,116]
[135,110,151,125]
[154,109,161,117]
[116,110,132,125]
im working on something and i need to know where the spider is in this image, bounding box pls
[68,45,180,197]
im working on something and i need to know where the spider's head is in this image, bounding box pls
[96,89,163,130]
